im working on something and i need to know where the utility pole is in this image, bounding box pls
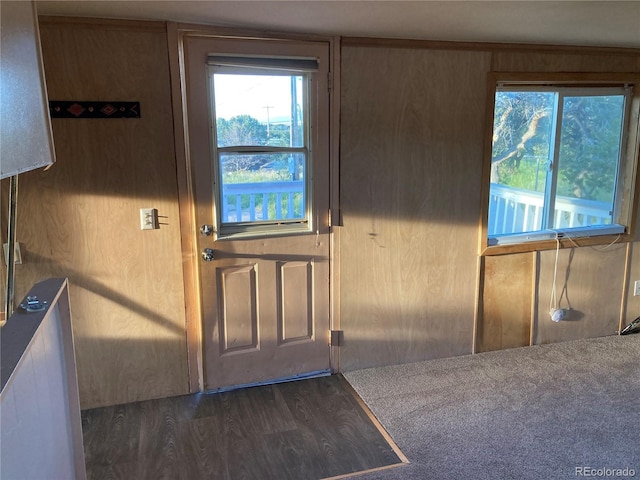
[263,105,274,139]
[290,77,299,180]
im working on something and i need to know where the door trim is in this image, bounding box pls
[168,22,341,393]
[167,21,202,393]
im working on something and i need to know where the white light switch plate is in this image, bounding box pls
[3,242,22,265]
[140,208,159,230]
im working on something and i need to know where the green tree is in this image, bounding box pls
[216,115,299,181]
[556,96,623,202]
[217,115,268,173]
[491,92,553,189]
[216,114,268,147]
[491,91,624,202]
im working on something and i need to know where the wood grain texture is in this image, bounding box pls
[490,50,640,72]
[329,37,342,374]
[166,22,202,394]
[625,241,640,327]
[81,375,403,480]
[492,47,640,345]
[535,245,627,344]
[343,36,640,56]
[477,253,533,352]
[1,178,8,314]
[182,34,332,391]
[12,18,189,408]
[339,46,492,370]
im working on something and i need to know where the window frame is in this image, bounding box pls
[479,72,640,256]
[206,60,316,239]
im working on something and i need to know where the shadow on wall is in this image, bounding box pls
[338,302,475,372]
[13,251,185,338]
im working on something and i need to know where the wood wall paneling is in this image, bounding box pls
[340,40,639,371]
[535,246,627,344]
[493,48,640,345]
[339,46,492,370]
[11,19,639,408]
[626,153,640,326]
[490,51,640,72]
[625,204,640,326]
[1,177,8,316]
[477,253,533,352]
[14,19,189,408]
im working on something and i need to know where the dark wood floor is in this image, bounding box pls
[81,374,403,480]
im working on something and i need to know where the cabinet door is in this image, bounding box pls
[1,1,55,178]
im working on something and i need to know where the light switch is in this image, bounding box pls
[140,208,159,230]
[3,242,22,265]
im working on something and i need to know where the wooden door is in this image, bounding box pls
[183,35,331,391]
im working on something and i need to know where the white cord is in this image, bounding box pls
[549,233,560,312]
[556,230,622,251]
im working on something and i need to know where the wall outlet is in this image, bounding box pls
[634,280,640,297]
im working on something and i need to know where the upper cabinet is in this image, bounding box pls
[1,1,55,178]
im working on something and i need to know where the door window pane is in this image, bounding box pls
[213,74,305,148]
[210,70,309,234]
[220,152,305,222]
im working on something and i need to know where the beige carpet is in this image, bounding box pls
[345,335,640,480]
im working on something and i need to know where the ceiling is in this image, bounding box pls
[35,1,640,49]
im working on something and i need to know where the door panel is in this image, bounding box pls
[183,35,331,391]
[217,264,259,355]
[277,260,314,344]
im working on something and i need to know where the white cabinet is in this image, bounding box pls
[1,1,55,178]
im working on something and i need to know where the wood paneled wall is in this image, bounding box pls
[12,18,189,408]
[488,49,639,349]
[477,253,533,352]
[339,41,640,370]
[8,16,639,406]
[623,208,640,326]
[339,47,491,369]
[535,245,628,344]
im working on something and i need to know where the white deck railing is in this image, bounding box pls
[221,181,304,222]
[488,183,612,236]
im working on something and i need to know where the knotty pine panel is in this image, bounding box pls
[12,18,189,408]
[339,46,492,370]
[478,253,533,352]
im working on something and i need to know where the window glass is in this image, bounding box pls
[219,152,305,222]
[210,71,309,233]
[213,74,305,148]
[489,91,555,236]
[488,87,628,243]
[555,95,624,221]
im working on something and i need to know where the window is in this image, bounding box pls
[208,56,316,237]
[482,74,640,253]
